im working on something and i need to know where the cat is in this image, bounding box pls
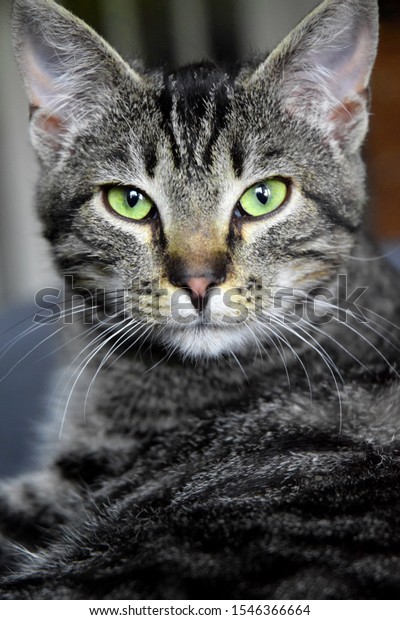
[0,0,399,600]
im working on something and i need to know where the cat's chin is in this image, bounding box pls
[159,325,251,360]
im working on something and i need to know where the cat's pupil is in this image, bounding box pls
[127,190,140,208]
[255,184,270,205]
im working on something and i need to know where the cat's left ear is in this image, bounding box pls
[246,0,379,150]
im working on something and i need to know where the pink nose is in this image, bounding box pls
[184,276,217,311]
[185,276,214,311]
[186,277,212,300]
[168,265,226,312]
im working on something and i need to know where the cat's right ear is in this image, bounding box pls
[11,0,144,161]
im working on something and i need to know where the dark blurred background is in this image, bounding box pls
[368,0,400,238]
[0,0,399,476]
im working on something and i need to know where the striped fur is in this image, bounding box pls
[1,0,399,600]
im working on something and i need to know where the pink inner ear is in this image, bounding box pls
[31,108,67,151]
[23,44,74,146]
[310,25,373,104]
[22,37,69,118]
[329,90,368,122]
[40,114,64,136]
[327,89,368,143]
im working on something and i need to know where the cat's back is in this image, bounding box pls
[2,370,400,600]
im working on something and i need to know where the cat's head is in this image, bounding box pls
[12,0,378,359]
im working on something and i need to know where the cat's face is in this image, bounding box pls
[12,0,378,359]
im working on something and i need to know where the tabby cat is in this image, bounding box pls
[1,0,399,600]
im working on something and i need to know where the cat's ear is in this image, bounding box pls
[12,0,144,158]
[246,0,379,150]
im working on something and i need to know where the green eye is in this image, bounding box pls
[238,178,288,217]
[106,187,155,221]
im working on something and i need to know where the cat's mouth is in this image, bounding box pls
[158,321,251,359]
[136,285,268,358]
[165,286,254,328]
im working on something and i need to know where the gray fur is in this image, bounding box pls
[0,0,399,599]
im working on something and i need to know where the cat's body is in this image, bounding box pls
[1,0,400,599]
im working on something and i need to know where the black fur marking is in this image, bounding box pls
[42,191,94,242]
[56,447,132,485]
[203,83,233,169]
[108,147,128,164]
[259,148,285,162]
[56,252,112,272]
[157,78,181,168]
[151,215,167,251]
[303,190,360,233]
[29,104,38,120]
[143,142,158,178]
[230,141,244,178]
[172,64,213,120]
[167,63,233,168]
[285,249,332,261]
